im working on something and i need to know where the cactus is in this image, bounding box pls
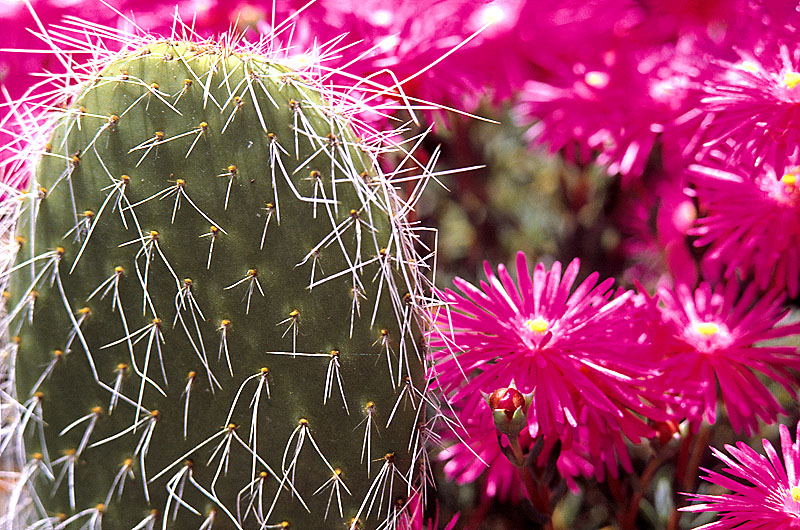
[2,35,434,530]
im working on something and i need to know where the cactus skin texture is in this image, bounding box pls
[7,41,429,530]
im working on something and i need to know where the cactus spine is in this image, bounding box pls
[3,38,432,530]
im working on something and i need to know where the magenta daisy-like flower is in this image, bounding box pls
[656,280,800,434]
[682,420,800,529]
[518,40,698,182]
[688,161,800,296]
[428,252,666,448]
[679,41,800,176]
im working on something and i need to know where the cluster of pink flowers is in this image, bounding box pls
[427,253,800,501]
[424,2,800,508]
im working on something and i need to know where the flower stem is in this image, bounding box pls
[621,449,669,530]
[507,436,553,529]
[508,435,526,466]
[683,423,712,492]
[669,423,713,530]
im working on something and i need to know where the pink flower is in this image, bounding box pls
[678,41,800,176]
[514,0,647,73]
[428,253,667,461]
[688,161,800,297]
[681,420,800,529]
[639,0,758,44]
[518,39,698,182]
[656,280,800,434]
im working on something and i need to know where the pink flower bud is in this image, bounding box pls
[483,385,533,438]
[487,387,528,421]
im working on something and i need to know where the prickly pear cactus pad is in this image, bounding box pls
[3,39,434,530]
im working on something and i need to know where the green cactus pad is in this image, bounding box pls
[7,41,430,530]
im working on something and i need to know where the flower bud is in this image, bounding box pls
[488,387,527,420]
[483,385,533,438]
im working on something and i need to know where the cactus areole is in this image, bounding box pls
[7,41,429,529]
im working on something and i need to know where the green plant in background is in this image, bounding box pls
[2,35,434,530]
[420,107,621,285]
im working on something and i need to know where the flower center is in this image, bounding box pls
[792,486,800,503]
[783,173,798,194]
[786,72,800,90]
[694,322,719,336]
[585,71,610,89]
[764,171,800,205]
[525,317,549,334]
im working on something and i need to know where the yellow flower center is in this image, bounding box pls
[525,317,549,334]
[694,322,719,336]
[782,173,797,187]
[785,71,800,90]
[791,485,800,502]
[585,71,610,89]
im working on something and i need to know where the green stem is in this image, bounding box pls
[621,449,668,530]
[508,436,553,529]
[508,435,526,467]
[669,423,713,529]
